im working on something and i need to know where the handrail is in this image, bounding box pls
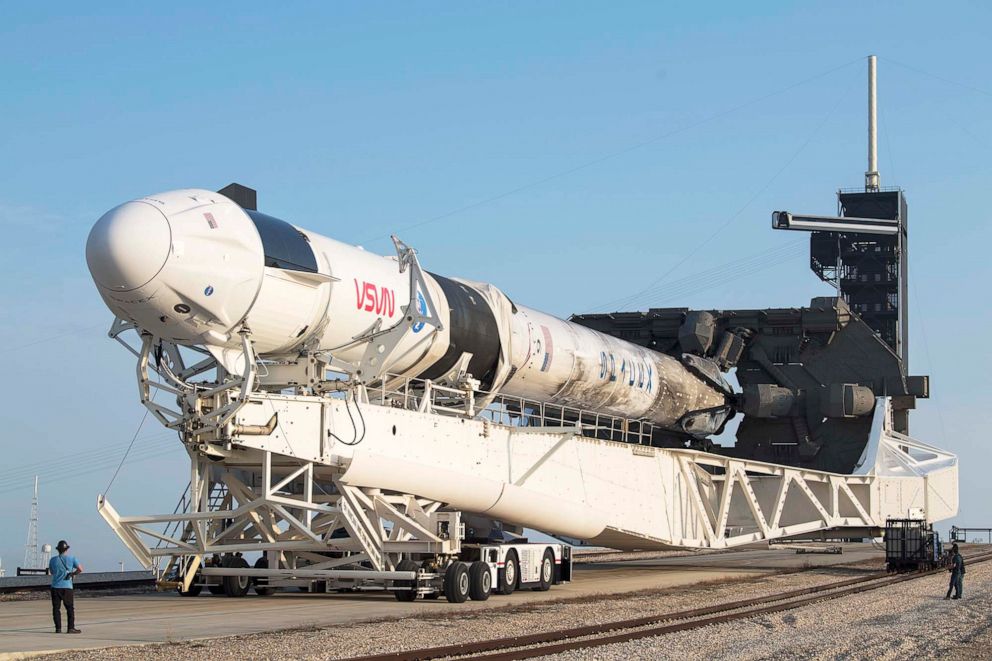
[367,372,657,445]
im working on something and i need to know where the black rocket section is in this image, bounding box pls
[418,274,502,388]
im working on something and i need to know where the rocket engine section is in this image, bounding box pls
[86,189,733,437]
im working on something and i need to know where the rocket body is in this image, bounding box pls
[86,189,730,435]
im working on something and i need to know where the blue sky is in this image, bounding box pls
[1,3,989,569]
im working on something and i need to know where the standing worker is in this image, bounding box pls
[49,540,83,633]
[944,543,965,600]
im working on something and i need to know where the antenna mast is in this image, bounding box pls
[23,476,40,569]
[866,55,880,191]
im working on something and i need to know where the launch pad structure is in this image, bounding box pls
[93,57,958,602]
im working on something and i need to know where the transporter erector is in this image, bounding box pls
[87,184,956,601]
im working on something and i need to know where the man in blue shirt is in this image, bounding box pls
[49,540,83,633]
[944,543,965,600]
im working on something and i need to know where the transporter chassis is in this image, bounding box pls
[97,243,957,602]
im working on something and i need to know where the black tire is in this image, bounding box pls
[222,556,251,597]
[469,561,492,601]
[444,562,470,603]
[534,549,553,591]
[253,557,275,596]
[208,584,225,595]
[394,559,420,602]
[496,550,518,596]
[179,582,202,597]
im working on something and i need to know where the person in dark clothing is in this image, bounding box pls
[49,540,83,633]
[944,543,965,600]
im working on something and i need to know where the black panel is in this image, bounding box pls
[246,211,318,273]
[418,274,501,388]
[218,183,257,210]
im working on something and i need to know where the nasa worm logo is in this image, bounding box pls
[412,291,428,333]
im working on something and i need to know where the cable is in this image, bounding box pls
[360,57,865,244]
[880,56,992,99]
[331,393,367,446]
[910,281,948,446]
[942,113,992,150]
[589,83,849,313]
[642,245,807,309]
[1,323,105,355]
[582,240,806,314]
[101,408,150,496]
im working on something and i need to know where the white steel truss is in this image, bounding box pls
[99,448,461,589]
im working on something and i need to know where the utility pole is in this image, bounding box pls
[23,476,40,569]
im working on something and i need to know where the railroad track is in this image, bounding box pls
[346,551,992,661]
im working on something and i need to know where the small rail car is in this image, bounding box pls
[885,518,944,572]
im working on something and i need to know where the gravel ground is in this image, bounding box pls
[43,561,883,660]
[545,561,992,661]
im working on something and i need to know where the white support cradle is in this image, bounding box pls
[100,370,957,578]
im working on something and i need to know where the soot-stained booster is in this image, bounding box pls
[86,189,731,436]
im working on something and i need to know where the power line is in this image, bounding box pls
[0,432,174,482]
[0,444,180,497]
[361,57,864,245]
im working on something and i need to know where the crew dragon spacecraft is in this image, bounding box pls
[86,188,733,439]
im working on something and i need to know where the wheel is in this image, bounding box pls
[179,582,202,597]
[496,550,518,596]
[469,561,492,601]
[208,584,225,595]
[394,559,420,602]
[533,549,553,591]
[222,555,251,597]
[253,557,275,596]
[444,562,470,603]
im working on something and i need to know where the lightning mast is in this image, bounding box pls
[866,55,880,191]
[22,476,40,570]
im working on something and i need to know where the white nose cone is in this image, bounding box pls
[86,201,172,291]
